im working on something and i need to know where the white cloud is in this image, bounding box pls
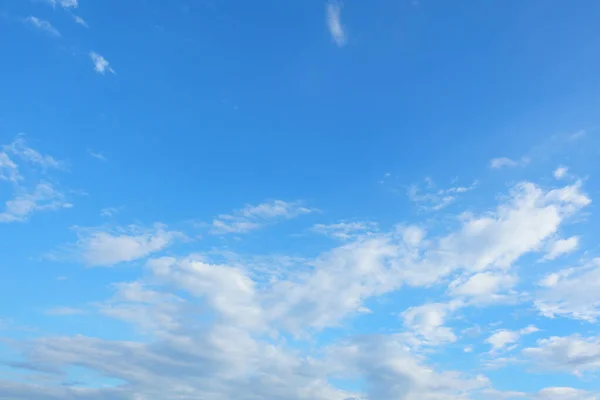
[326,2,346,47]
[24,16,61,37]
[485,325,538,352]
[45,307,85,316]
[489,157,529,169]
[148,256,263,329]
[544,236,579,260]
[97,282,184,332]
[553,166,569,180]
[0,183,71,223]
[89,52,115,75]
[401,301,463,346]
[448,271,518,304]
[536,387,597,400]
[1,174,595,399]
[210,200,314,234]
[535,258,600,322]
[73,15,88,27]
[311,221,377,240]
[329,335,491,399]
[524,334,600,375]
[73,224,183,266]
[484,387,597,400]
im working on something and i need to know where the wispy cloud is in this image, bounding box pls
[100,207,119,217]
[489,156,530,169]
[88,150,107,161]
[408,178,477,211]
[211,200,314,234]
[45,0,78,9]
[0,137,70,223]
[3,136,63,170]
[89,52,115,75]
[311,221,377,240]
[326,2,346,47]
[73,15,88,27]
[45,307,85,316]
[24,16,60,37]
[0,183,72,223]
[69,224,184,267]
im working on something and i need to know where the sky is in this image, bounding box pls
[1,0,600,399]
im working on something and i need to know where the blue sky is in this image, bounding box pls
[1,0,600,398]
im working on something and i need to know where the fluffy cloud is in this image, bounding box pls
[328,335,491,400]
[401,301,463,346]
[1,177,595,399]
[326,2,346,47]
[484,387,597,399]
[210,200,314,234]
[448,271,518,304]
[553,166,569,180]
[543,236,579,260]
[535,258,600,322]
[485,325,538,352]
[73,224,183,266]
[524,334,600,375]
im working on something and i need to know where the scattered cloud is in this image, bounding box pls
[210,200,314,234]
[524,334,600,375]
[3,136,63,170]
[0,183,72,223]
[543,236,579,260]
[70,224,184,266]
[0,152,20,182]
[45,0,78,9]
[24,16,60,37]
[448,271,518,304]
[408,178,477,211]
[486,325,538,352]
[89,52,115,75]
[1,166,597,398]
[489,156,529,169]
[554,166,569,180]
[484,387,598,400]
[326,2,346,47]
[401,300,463,346]
[310,221,377,240]
[535,258,600,322]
